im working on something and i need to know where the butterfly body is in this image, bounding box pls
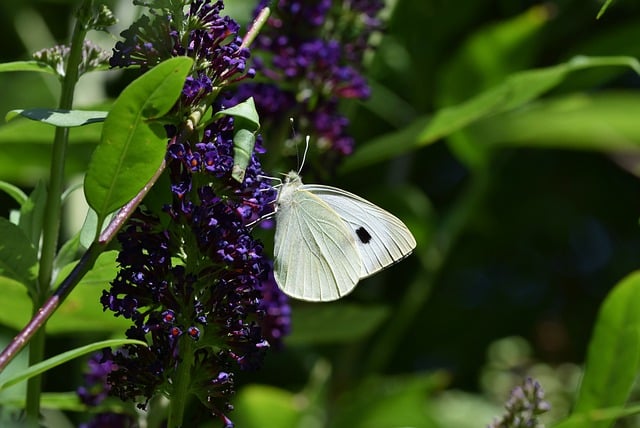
[273,171,416,302]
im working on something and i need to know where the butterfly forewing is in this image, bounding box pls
[302,184,417,278]
[274,185,362,301]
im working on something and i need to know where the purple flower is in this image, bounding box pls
[102,1,290,423]
[224,0,383,159]
[77,351,138,428]
[110,0,255,107]
[100,114,286,422]
[487,377,551,428]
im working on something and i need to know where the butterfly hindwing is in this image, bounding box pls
[274,184,362,301]
[301,184,417,279]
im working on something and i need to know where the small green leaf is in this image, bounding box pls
[6,109,108,127]
[213,97,260,127]
[18,180,47,248]
[342,55,640,172]
[0,61,54,74]
[84,56,193,222]
[287,303,389,345]
[214,97,261,183]
[0,339,147,391]
[572,271,640,427]
[0,218,38,289]
[231,128,256,182]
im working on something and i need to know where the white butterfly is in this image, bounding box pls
[273,170,416,302]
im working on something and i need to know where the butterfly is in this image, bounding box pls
[272,170,416,301]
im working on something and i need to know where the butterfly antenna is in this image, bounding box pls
[298,135,310,174]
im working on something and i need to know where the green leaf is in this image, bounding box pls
[467,92,640,151]
[232,385,302,428]
[553,403,640,428]
[6,109,108,127]
[571,271,640,427]
[0,116,101,185]
[341,55,640,172]
[0,339,147,391]
[231,128,256,182]
[286,303,389,345]
[18,180,47,248]
[0,218,38,289]
[214,97,261,183]
[0,251,127,333]
[84,56,193,222]
[0,61,54,74]
[213,97,260,127]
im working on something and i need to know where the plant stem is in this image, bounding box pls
[167,337,194,428]
[364,167,490,374]
[25,1,89,421]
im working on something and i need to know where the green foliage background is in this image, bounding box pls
[1,0,640,427]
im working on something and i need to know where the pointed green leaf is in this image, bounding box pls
[572,271,640,427]
[231,128,256,182]
[213,97,260,128]
[0,339,147,391]
[6,109,108,127]
[342,56,640,172]
[0,218,38,288]
[214,97,260,183]
[84,56,193,221]
[468,92,640,151]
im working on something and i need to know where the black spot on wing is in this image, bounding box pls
[356,227,372,244]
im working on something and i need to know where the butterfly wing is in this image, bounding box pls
[302,184,416,279]
[274,186,362,301]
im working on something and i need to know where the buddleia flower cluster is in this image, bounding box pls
[226,0,384,164]
[487,377,551,428]
[84,0,291,425]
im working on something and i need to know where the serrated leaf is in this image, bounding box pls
[286,304,389,345]
[0,61,54,74]
[5,109,108,127]
[0,218,38,289]
[571,271,640,428]
[0,339,147,391]
[84,56,193,221]
[18,180,47,248]
[341,55,640,172]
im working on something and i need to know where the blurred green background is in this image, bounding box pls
[1,0,640,427]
